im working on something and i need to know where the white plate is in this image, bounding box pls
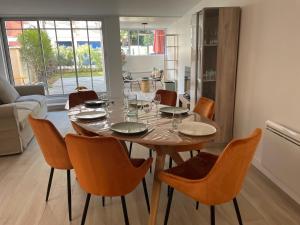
[159,106,189,115]
[75,110,106,120]
[111,122,147,135]
[178,121,216,136]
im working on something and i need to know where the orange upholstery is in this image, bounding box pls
[65,134,152,196]
[159,128,262,205]
[193,97,215,119]
[28,115,72,170]
[155,89,177,107]
[71,121,98,137]
[69,90,98,108]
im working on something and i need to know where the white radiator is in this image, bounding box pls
[261,120,300,204]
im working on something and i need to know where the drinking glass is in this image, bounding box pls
[153,94,161,117]
[127,93,138,119]
[142,101,152,125]
[172,108,182,131]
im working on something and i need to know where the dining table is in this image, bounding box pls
[68,98,219,225]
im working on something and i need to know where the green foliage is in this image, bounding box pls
[18,29,54,82]
[57,46,74,66]
[76,45,103,72]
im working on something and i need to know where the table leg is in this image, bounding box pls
[148,150,166,225]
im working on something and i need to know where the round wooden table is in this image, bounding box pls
[68,99,219,225]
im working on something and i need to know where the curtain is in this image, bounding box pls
[153,30,165,54]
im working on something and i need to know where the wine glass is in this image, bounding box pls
[142,101,152,125]
[153,94,161,117]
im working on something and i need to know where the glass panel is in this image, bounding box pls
[73,29,93,90]
[22,21,38,29]
[72,21,87,29]
[87,21,101,29]
[120,30,129,55]
[55,20,71,29]
[5,21,22,29]
[40,28,64,95]
[39,20,55,29]
[88,29,106,92]
[56,28,77,94]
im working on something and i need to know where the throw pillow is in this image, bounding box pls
[0,77,20,104]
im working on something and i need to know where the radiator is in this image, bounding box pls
[261,120,300,204]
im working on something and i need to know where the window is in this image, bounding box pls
[2,19,106,95]
[120,29,165,56]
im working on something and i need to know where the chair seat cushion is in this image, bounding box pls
[163,152,218,180]
[131,158,145,167]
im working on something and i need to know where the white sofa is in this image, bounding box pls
[0,77,47,156]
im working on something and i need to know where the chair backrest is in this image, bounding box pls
[71,121,98,137]
[69,90,98,108]
[65,134,151,196]
[202,128,262,204]
[193,97,215,119]
[28,115,72,170]
[155,89,177,107]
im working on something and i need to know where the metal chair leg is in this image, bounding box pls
[121,196,130,225]
[233,198,243,225]
[81,193,91,225]
[190,151,194,158]
[129,142,133,158]
[210,205,215,225]
[67,170,72,221]
[46,168,54,202]
[164,187,174,225]
[167,157,173,195]
[196,201,199,210]
[102,196,105,207]
[142,178,150,213]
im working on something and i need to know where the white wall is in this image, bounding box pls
[168,0,300,184]
[123,55,164,79]
[102,16,123,99]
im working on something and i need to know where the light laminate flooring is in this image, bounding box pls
[0,111,299,225]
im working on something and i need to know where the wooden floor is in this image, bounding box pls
[0,111,299,225]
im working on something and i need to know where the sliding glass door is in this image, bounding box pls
[2,19,106,95]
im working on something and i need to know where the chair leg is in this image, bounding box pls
[149,149,152,173]
[81,193,91,225]
[168,157,172,169]
[67,170,72,221]
[233,198,243,225]
[196,201,199,210]
[164,187,174,225]
[210,205,215,225]
[190,151,194,158]
[142,178,150,213]
[46,168,54,202]
[121,196,130,225]
[102,196,105,207]
[129,142,133,158]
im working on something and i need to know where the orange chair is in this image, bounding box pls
[190,97,215,158]
[193,97,215,120]
[69,90,98,108]
[71,121,98,137]
[65,134,152,225]
[28,115,73,221]
[155,89,177,107]
[159,129,262,225]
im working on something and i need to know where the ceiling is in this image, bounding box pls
[0,0,200,17]
[120,17,178,29]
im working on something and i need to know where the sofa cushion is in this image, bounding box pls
[16,95,46,107]
[0,77,20,104]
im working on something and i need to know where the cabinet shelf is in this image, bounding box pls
[203,43,218,47]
